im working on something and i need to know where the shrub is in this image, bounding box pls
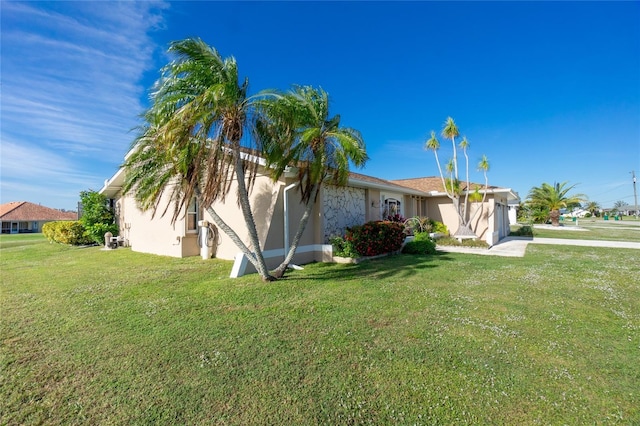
[385,213,405,223]
[402,232,436,255]
[509,225,533,237]
[403,216,432,235]
[79,190,118,245]
[329,236,359,258]
[42,221,93,245]
[431,220,448,235]
[403,217,448,236]
[436,236,489,248]
[345,221,405,257]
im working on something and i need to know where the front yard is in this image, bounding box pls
[1,234,638,424]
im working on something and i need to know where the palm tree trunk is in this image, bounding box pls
[272,184,319,278]
[233,156,275,281]
[203,205,254,262]
[194,186,272,278]
[451,136,458,180]
[434,151,454,201]
[467,169,489,228]
[462,148,470,225]
[549,209,561,226]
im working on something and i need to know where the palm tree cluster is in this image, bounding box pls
[425,117,490,238]
[122,38,367,281]
[525,181,586,226]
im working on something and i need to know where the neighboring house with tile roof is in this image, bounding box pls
[0,201,78,234]
[100,152,520,277]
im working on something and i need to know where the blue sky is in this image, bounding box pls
[2,1,639,210]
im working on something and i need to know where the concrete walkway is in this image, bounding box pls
[437,236,640,257]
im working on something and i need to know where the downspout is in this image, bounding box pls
[283,182,303,270]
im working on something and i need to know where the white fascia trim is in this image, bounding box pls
[99,167,125,197]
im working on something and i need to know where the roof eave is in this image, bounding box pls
[100,167,125,198]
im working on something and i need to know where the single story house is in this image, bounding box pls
[100,158,519,277]
[603,205,639,217]
[0,201,78,234]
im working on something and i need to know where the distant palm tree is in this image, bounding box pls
[526,182,586,226]
[585,201,601,217]
[258,86,368,278]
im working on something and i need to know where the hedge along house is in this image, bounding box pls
[100,154,519,277]
[391,177,520,245]
[0,201,78,234]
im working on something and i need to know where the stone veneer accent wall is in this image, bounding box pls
[323,185,366,242]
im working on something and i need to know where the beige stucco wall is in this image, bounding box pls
[425,196,498,243]
[116,191,198,258]
[365,188,381,221]
[203,174,284,261]
[113,172,322,267]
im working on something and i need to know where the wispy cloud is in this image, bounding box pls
[0,1,168,209]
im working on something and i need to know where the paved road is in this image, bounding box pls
[437,237,640,257]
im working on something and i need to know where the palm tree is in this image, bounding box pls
[425,131,449,194]
[442,117,459,178]
[526,181,586,226]
[257,86,368,278]
[425,118,489,238]
[585,200,601,217]
[122,38,275,281]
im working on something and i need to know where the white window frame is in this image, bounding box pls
[186,198,200,233]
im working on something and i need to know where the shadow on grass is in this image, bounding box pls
[289,252,455,282]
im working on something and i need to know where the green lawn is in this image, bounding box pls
[1,234,639,425]
[514,218,640,242]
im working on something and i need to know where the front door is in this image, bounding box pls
[11,222,18,234]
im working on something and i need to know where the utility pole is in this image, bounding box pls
[632,171,638,218]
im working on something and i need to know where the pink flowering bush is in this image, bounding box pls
[345,221,405,257]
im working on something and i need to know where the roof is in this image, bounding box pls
[391,176,520,201]
[391,176,497,192]
[348,172,429,195]
[0,201,77,221]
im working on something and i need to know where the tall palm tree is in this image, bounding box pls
[425,131,449,195]
[442,117,459,178]
[258,85,368,278]
[526,181,586,226]
[122,38,275,281]
[426,118,489,238]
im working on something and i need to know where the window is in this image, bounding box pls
[383,198,401,219]
[186,198,199,233]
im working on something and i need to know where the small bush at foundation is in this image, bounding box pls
[402,232,436,255]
